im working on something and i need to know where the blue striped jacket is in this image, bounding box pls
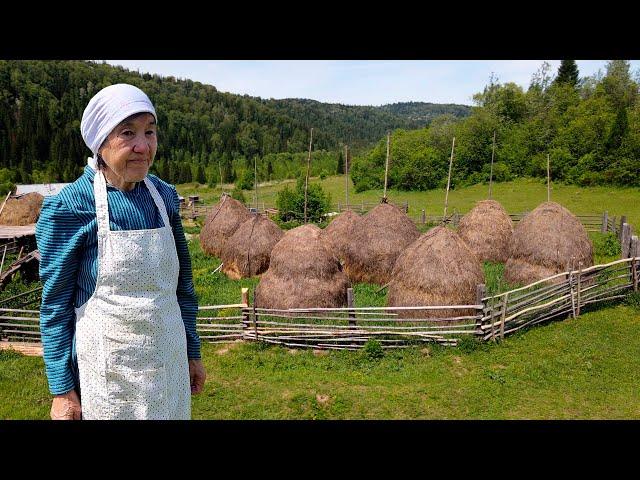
[35,165,200,395]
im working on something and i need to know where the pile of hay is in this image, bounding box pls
[255,224,350,309]
[387,226,485,319]
[504,202,594,285]
[321,210,361,263]
[343,203,420,285]
[0,193,44,226]
[199,195,251,257]
[457,200,514,262]
[221,214,284,279]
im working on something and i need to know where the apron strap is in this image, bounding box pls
[93,170,111,234]
[93,171,172,233]
[143,177,172,230]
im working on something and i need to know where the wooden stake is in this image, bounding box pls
[576,262,582,316]
[621,223,631,259]
[241,287,249,307]
[345,145,349,209]
[476,284,486,336]
[602,211,609,234]
[489,130,496,200]
[0,192,11,219]
[421,209,426,224]
[500,292,508,340]
[347,287,355,327]
[254,156,258,211]
[304,128,313,224]
[0,244,6,275]
[218,159,224,192]
[547,153,551,202]
[443,136,456,219]
[383,132,390,201]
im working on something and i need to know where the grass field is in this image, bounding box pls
[3,300,639,419]
[0,178,638,419]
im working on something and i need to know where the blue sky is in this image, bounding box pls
[103,60,640,107]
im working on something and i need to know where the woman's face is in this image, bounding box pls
[99,112,157,185]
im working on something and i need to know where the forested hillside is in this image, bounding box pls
[0,60,469,189]
[352,60,640,191]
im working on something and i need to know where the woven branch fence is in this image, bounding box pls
[2,256,639,352]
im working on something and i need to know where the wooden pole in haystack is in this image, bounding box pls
[254,156,258,211]
[218,159,224,193]
[443,136,456,220]
[547,153,551,202]
[489,130,496,200]
[304,127,314,224]
[345,144,349,210]
[383,132,391,202]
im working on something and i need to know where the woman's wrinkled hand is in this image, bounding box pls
[51,390,82,420]
[188,359,206,395]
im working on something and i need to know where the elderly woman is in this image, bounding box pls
[36,83,206,420]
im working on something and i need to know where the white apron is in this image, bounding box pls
[75,170,191,420]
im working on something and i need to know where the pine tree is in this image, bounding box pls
[555,60,579,87]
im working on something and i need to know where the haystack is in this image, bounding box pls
[0,193,44,226]
[457,200,513,263]
[387,226,485,319]
[199,195,251,257]
[321,210,361,263]
[503,202,593,285]
[220,214,284,279]
[343,203,420,285]
[255,224,350,309]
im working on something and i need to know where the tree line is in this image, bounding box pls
[351,60,640,192]
[0,60,469,191]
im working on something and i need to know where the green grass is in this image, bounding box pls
[1,180,638,419]
[3,303,639,419]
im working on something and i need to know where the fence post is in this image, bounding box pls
[632,235,639,259]
[347,287,355,327]
[576,262,582,316]
[251,288,258,342]
[241,287,249,339]
[619,216,627,241]
[421,209,426,224]
[621,223,632,258]
[601,211,608,233]
[475,284,486,337]
[500,292,508,340]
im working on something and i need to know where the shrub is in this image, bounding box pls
[276,177,331,223]
[231,187,246,203]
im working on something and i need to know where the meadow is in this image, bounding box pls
[0,176,638,419]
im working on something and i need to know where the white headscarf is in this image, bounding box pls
[80,83,157,169]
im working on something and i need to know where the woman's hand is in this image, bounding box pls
[188,359,206,395]
[51,390,82,420]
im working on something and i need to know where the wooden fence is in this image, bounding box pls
[3,256,638,351]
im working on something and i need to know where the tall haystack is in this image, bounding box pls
[0,193,44,226]
[321,210,361,263]
[387,226,485,319]
[221,214,284,280]
[255,224,350,309]
[457,200,514,263]
[343,203,420,285]
[199,195,252,257]
[504,201,593,285]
